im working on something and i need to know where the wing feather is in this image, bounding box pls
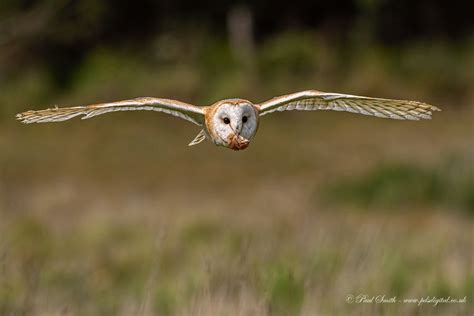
[258,90,440,120]
[16,97,205,126]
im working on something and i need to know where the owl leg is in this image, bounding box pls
[188,129,207,146]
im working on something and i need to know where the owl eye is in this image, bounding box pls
[223,117,230,124]
[242,116,248,123]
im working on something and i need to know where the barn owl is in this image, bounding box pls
[16,90,440,150]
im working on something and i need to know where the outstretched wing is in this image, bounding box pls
[258,90,440,120]
[16,97,205,126]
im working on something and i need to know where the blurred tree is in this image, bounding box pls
[227,4,255,67]
[0,0,472,87]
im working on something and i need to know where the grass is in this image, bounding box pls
[1,210,472,315]
[0,31,473,315]
[325,157,474,214]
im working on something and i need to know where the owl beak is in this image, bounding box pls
[229,134,250,150]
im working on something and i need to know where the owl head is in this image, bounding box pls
[205,99,259,150]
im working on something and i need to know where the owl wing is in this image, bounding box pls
[16,97,205,126]
[258,90,440,120]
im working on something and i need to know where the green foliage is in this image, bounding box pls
[389,266,410,298]
[0,67,55,118]
[429,278,454,299]
[325,158,474,214]
[463,275,474,302]
[154,286,177,316]
[261,263,305,316]
[259,32,319,79]
[180,220,223,246]
[309,249,342,283]
[9,216,53,269]
[2,31,473,121]
[327,164,441,206]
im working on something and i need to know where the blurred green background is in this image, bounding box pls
[0,1,473,315]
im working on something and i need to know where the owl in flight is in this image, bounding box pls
[17,90,440,150]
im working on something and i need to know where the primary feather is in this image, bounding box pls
[16,97,205,126]
[259,90,440,120]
